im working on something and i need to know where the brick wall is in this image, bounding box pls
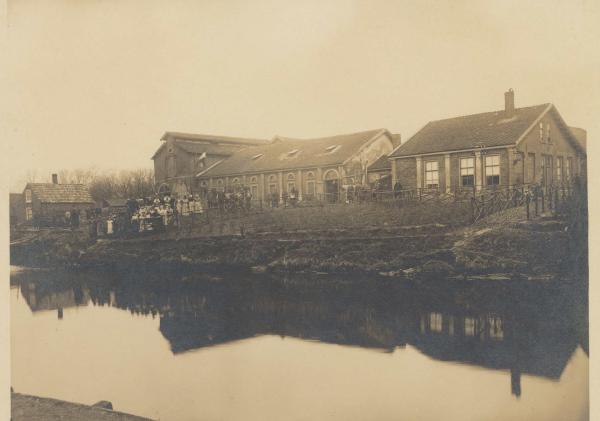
[395,158,417,189]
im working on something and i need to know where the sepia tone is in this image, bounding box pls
[3,1,599,420]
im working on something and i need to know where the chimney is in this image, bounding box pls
[52,174,58,184]
[504,89,515,116]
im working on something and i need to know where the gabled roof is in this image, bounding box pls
[25,183,94,204]
[391,104,554,157]
[199,129,390,177]
[367,154,391,172]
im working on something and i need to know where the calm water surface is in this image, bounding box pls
[10,269,588,421]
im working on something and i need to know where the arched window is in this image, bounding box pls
[232,177,240,185]
[268,175,278,194]
[217,179,224,192]
[249,176,258,198]
[286,173,296,192]
[323,169,339,181]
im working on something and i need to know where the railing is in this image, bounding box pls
[469,180,584,223]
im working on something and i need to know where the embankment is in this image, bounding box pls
[10,207,583,279]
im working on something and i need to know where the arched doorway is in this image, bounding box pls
[323,169,340,203]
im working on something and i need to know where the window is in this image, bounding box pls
[250,176,258,184]
[25,189,32,203]
[429,312,443,333]
[539,122,544,143]
[286,173,296,192]
[460,157,475,187]
[217,179,224,191]
[425,161,439,189]
[465,317,476,336]
[556,157,563,182]
[250,185,258,198]
[542,155,553,185]
[566,158,572,180]
[269,175,278,194]
[25,207,32,221]
[488,316,504,340]
[546,123,552,143]
[232,177,240,185]
[485,155,500,185]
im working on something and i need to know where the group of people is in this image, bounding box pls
[206,186,253,212]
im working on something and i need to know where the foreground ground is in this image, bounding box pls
[11,393,153,421]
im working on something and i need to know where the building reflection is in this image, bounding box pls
[12,269,587,398]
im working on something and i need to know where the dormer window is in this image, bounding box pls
[287,149,299,156]
[324,145,341,153]
[252,153,264,160]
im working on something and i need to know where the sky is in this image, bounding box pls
[2,0,600,192]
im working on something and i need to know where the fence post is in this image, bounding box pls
[541,188,545,213]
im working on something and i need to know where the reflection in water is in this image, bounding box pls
[10,269,588,420]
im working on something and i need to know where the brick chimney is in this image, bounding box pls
[504,89,515,117]
[52,173,58,184]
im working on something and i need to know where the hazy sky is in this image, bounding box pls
[2,0,600,192]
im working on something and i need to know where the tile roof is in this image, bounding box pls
[367,154,391,171]
[390,104,550,157]
[26,183,94,204]
[200,129,388,177]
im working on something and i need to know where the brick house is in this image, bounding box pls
[389,90,586,193]
[197,129,398,203]
[23,174,95,226]
[152,132,268,196]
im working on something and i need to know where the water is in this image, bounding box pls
[10,269,589,421]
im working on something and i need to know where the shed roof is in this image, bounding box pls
[25,183,94,204]
[160,131,268,145]
[152,133,267,160]
[391,104,552,157]
[199,129,389,177]
[367,154,391,172]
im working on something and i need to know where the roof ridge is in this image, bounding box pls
[427,103,550,124]
[276,128,385,142]
[161,131,268,143]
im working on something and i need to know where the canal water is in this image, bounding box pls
[10,268,588,421]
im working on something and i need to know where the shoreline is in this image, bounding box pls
[9,207,585,282]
